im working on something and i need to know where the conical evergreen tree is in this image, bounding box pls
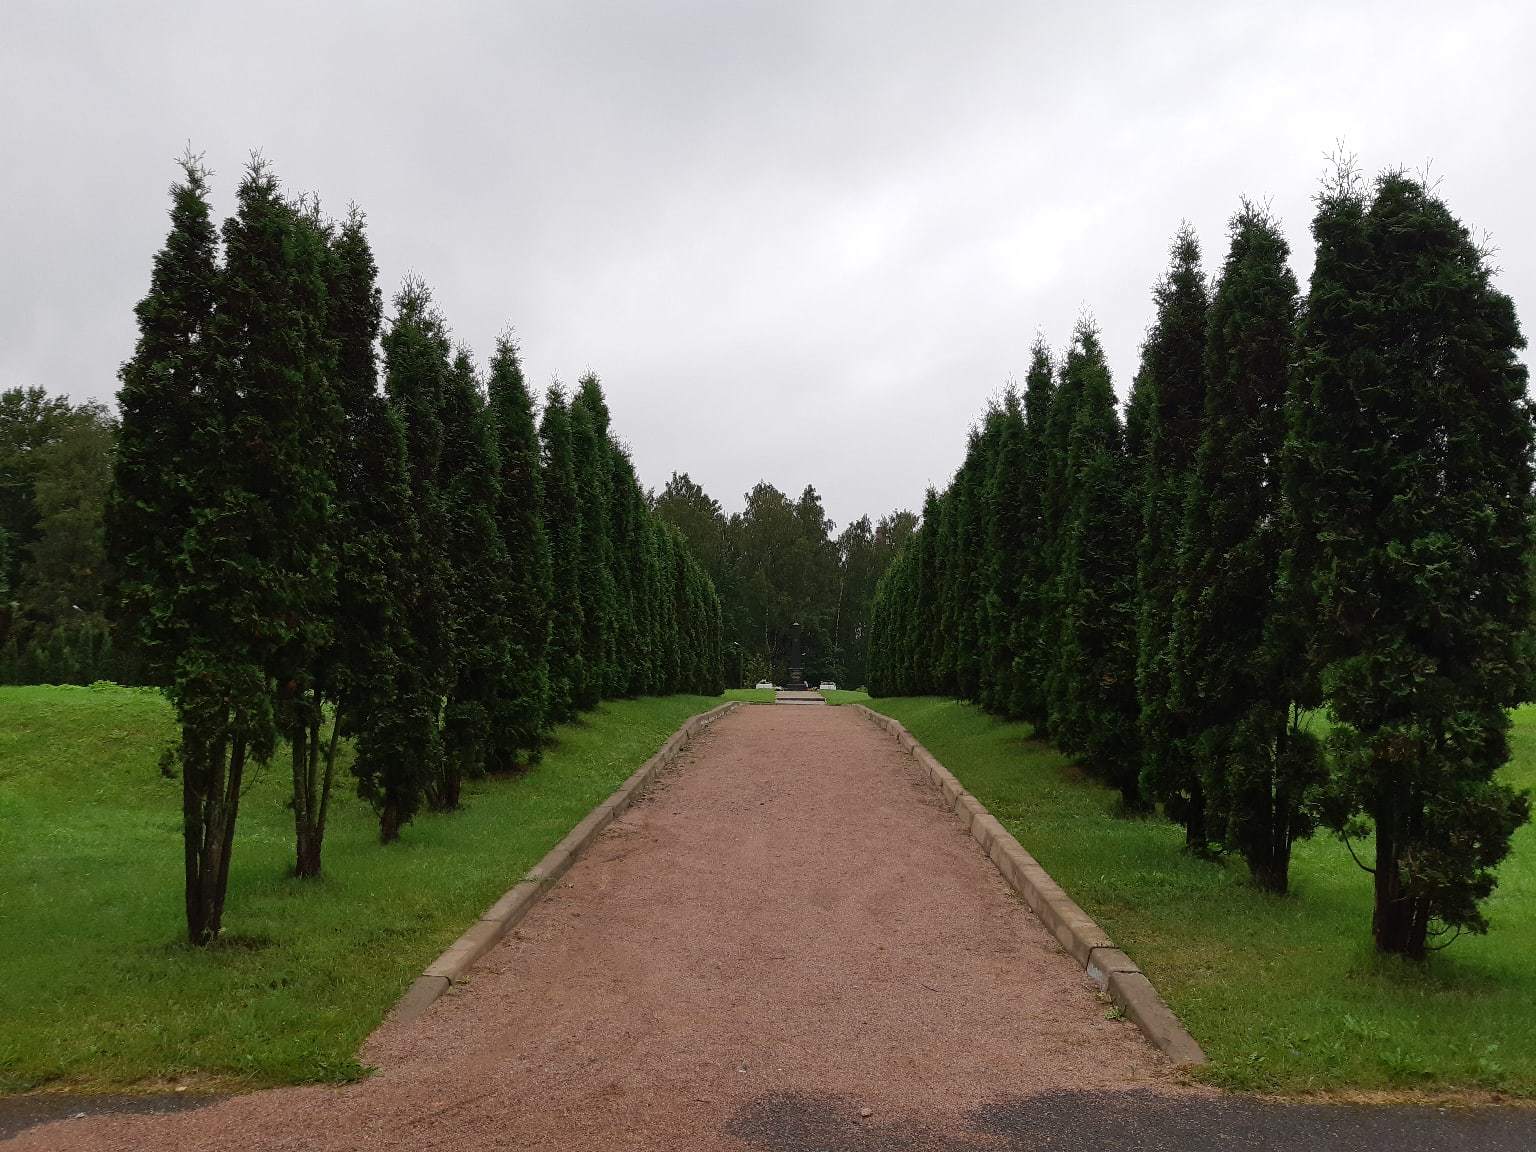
[540,383,584,722]
[608,450,645,696]
[487,335,551,768]
[220,163,344,891]
[1171,202,1321,892]
[1131,226,1210,847]
[108,153,238,943]
[381,276,454,828]
[1290,166,1534,956]
[980,390,1027,715]
[571,373,618,702]
[1040,341,1085,738]
[318,210,428,846]
[1010,340,1055,726]
[1056,321,1141,807]
[435,350,511,810]
[569,390,602,707]
[236,194,348,884]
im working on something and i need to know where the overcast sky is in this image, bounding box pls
[4,1,1533,529]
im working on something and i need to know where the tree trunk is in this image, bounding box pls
[292,698,339,880]
[182,730,210,944]
[1372,792,1428,958]
[1183,778,1208,855]
[291,710,315,878]
[1249,849,1290,894]
[380,800,401,844]
[211,734,246,939]
[430,758,462,812]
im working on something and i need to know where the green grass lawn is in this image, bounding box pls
[822,689,871,706]
[723,688,777,704]
[721,688,871,706]
[0,684,723,1094]
[862,696,1536,1099]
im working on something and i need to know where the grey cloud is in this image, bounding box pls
[3,0,1532,527]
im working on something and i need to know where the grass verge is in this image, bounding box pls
[861,696,1536,1098]
[0,683,723,1094]
[723,688,777,704]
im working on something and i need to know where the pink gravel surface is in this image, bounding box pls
[13,704,1182,1151]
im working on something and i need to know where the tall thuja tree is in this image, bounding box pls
[382,277,454,823]
[653,521,681,692]
[1131,226,1210,848]
[950,422,992,702]
[914,487,946,695]
[1056,321,1142,807]
[1010,340,1056,726]
[570,375,614,707]
[486,335,551,769]
[1290,167,1534,956]
[1040,342,1085,738]
[1171,203,1321,892]
[217,165,344,890]
[108,154,236,943]
[624,478,659,695]
[334,236,423,843]
[980,391,1027,715]
[540,383,584,722]
[435,350,511,810]
[609,448,645,696]
[237,194,348,881]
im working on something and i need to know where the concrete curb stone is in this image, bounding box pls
[851,703,1205,1068]
[389,700,741,1024]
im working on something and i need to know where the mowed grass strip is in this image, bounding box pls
[0,684,723,1094]
[723,688,777,704]
[863,696,1536,1097]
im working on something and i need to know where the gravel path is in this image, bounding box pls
[13,704,1172,1149]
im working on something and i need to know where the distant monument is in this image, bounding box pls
[784,620,808,691]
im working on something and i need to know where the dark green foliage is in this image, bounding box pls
[436,351,511,810]
[979,392,1026,715]
[487,336,551,768]
[1131,226,1210,847]
[107,154,235,944]
[229,188,346,882]
[321,212,424,847]
[0,399,123,685]
[1009,341,1055,725]
[1055,322,1142,807]
[1171,202,1320,892]
[1039,343,1085,738]
[539,383,584,722]
[1290,166,1534,956]
[380,277,454,835]
[568,376,612,708]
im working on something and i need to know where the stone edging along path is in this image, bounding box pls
[390,700,744,1023]
[851,703,1207,1068]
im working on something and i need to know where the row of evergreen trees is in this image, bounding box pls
[110,154,723,944]
[867,162,1534,959]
